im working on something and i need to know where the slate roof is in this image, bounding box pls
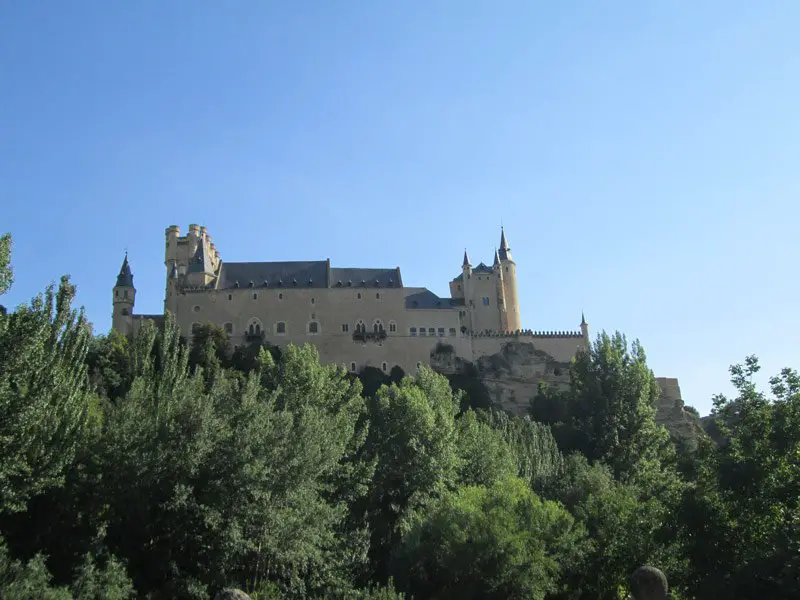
[452,261,494,281]
[216,262,404,290]
[405,289,464,310]
[219,261,329,289]
[188,241,213,274]
[330,267,402,288]
[116,255,134,288]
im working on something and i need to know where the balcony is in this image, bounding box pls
[352,329,387,343]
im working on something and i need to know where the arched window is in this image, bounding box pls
[275,321,286,334]
[247,318,263,336]
[350,362,357,372]
[381,361,388,372]
[191,322,202,334]
[355,320,366,334]
[373,319,384,333]
[308,321,319,334]
[388,321,397,333]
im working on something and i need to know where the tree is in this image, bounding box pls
[678,356,800,599]
[0,276,91,514]
[392,476,585,600]
[362,366,461,583]
[562,332,675,484]
[0,232,13,296]
[454,410,517,487]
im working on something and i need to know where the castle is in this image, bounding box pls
[112,224,590,375]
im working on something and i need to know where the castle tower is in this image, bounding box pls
[493,248,510,331]
[112,253,135,335]
[580,312,589,342]
[164,225,181,314]
[497,227,521,331]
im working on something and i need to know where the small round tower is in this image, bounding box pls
[112,253,135,335]
[498,227,521,331]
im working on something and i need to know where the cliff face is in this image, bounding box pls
[431,341,703,449]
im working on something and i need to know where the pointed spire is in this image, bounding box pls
[498,227,511,261]
[115,253,134,288]
[581,311,587,326]
[462,249,471,267]
[493,247,500,267]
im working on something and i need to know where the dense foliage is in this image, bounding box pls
[1,242,797,598]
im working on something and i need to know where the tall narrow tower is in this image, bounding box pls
[497,227,521,331]
[112,253,136,335]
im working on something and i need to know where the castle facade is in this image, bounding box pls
[112,224,589,375]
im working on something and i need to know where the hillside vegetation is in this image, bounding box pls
[0,235,798,599]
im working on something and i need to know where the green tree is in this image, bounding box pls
[562,332,675,484]
[0,277,91,514]
[392,476,585,600]
[454,409,517,487]
[93,330,371,598]
[85,330,131,400]
[363,366,461,583]
[678,357,800,599]
[0,232,13,296]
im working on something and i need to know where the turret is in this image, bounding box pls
[186,234,215,287]
[580,312,589,342]
[112,253,135,335]
[497,227,521,331]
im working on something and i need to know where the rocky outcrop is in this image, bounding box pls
[653,377,704,450]
[431,341,703,449]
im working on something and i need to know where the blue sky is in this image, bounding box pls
[1,2,797,415]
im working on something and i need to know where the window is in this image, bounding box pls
[457,285,461,291]
[308,321,319,334]
[381,361,388,372]
[252,293,258,300]
[278,293,283,300]
[342,323,349,333]
[449,327,456,336]
[193,305,200,312]
[311,297,315,304]
[428,328,435,336]
[419,327,426,336]
[224,322,234,334]
[121,308,129,316]
[357,292,362,299]
[228,294,232,301]
[115,290,118,298]
[373,320,384,333]
[350,362,357,373]
[388,321,397,333]
[123,290,129,300]
[376,292,381,299]
[438,327,445,336]
[276,321,286,334]
[482,297,490,306]
[355,320,366,334]
[410,327,417,336]
[247,319,262,336]
[191,322,201,334]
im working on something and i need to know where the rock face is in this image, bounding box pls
[653,377,704,450]
[431,341,702,449]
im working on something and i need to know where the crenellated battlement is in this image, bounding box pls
[472,329,584,339]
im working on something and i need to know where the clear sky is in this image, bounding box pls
[1,2,797,416]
